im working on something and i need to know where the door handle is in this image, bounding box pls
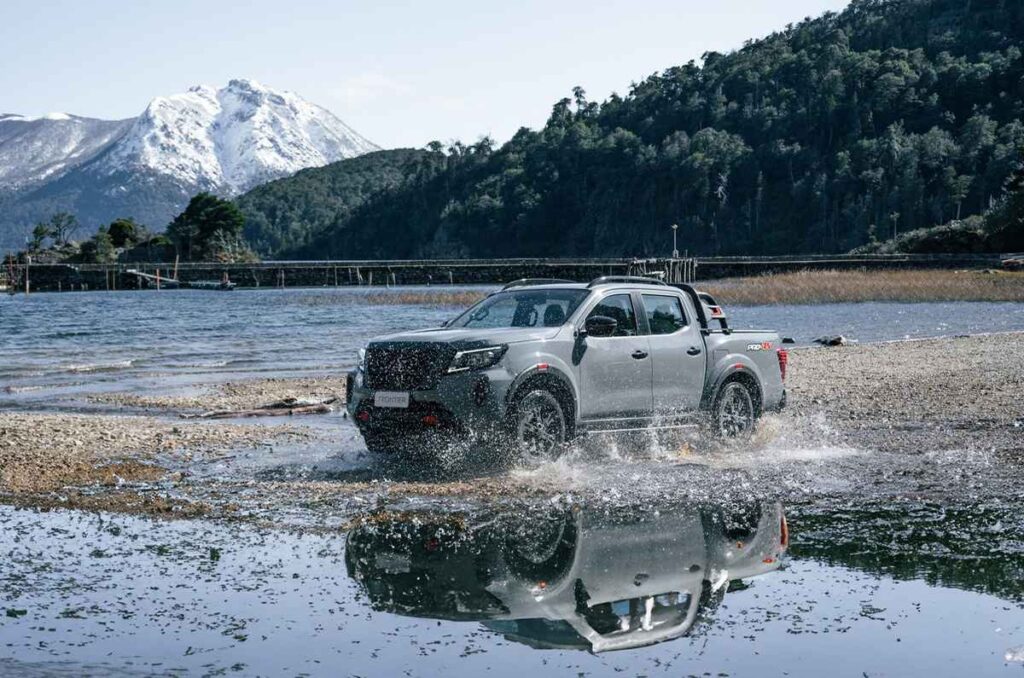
[687,346,702,356]
[631,350,649,359]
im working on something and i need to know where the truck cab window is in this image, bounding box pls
[642,295,687,335]
[587,294,638,337]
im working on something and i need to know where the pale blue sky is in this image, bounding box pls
[2,0,851,148]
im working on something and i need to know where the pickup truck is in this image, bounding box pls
[346,276,787,463]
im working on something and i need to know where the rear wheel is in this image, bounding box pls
[712,380,757,439]
[512,389,567,465]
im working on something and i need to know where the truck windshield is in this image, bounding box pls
[451,289,589,329]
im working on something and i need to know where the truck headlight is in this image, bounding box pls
[448,345,507,373]
[357,348,367,371]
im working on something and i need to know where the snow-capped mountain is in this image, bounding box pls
[0,80,378,250]
[0,114,132,189]
[98,79,378,194]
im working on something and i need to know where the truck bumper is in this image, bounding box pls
[346,366,515,446]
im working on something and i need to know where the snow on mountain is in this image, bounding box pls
[0,80,378,250]
[0,114,132,189]
[97,79,379,194]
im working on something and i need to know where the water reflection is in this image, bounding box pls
[345,500,788,652]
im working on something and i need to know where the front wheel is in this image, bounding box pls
[712,380,757,439]
[512,389,567,465]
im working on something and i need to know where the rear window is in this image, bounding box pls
[641,295,687,335]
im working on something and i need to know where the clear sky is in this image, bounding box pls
[2,0,851,149]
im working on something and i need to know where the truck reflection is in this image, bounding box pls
[345,500,788,653]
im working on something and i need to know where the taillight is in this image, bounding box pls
[776,348,788,381]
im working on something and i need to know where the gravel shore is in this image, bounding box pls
[89,375,348,412]
[785,332,1024,456]
[0,412,307,493]
[2,332,1021,516]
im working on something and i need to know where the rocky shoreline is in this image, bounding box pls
[785,332,1024,458]
[1,332,1022,516]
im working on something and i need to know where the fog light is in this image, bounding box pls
[356,411,370,422]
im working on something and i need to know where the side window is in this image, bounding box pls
[587,294,638,337]
[642,295,687,335]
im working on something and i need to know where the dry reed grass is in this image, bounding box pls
[702,269,1024,305]
[297,269,1024,308]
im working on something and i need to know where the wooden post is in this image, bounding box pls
[24,256,30,295]
[156,268,161,291]
[334,266,338,287]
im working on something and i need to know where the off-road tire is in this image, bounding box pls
[711,379,757,439]
[511,389,568,465]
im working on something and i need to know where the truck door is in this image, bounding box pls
[640,293,706,413]
[577,293,653,419]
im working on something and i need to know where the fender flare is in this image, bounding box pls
[701,359,765,412]
[505,364,578,421]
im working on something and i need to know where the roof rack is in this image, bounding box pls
[587,275,669,288]
[501,278,577,291]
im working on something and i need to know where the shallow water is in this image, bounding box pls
[2,287,1023,409]
[0,502,1020,677]
[2,288,1024,676]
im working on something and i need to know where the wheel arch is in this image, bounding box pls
[505,367,578,436]
[703,366,764,416]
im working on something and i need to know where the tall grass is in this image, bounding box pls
[702,269,1024,305]
[295,269,1024,308]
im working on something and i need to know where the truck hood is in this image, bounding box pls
[369,326,562,347]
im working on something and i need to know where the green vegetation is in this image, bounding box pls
[237,149,428,256]
[166,193,255,262]
[859,158,1024,253]
[269,0,1023,260]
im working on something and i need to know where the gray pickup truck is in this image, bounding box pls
[347,276,787,463]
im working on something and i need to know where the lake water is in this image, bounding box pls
[2,287,1023,407]
[1,288,1023,676]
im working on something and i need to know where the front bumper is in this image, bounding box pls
[346,365,515,440]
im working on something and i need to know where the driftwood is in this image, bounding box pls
[180,396,339,419]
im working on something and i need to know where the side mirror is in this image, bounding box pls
[583,315,618,338]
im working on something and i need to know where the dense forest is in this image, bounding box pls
[237,149,427,255]
[245,0,1024,260]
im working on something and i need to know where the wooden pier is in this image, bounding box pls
[3,253,1013,294]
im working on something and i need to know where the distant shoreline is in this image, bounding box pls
[7,267,1022,306]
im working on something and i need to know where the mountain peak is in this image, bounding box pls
[98,79,378,194]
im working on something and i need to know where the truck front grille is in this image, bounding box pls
[364,344,452,391]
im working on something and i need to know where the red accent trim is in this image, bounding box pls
[733,363,744,369]
[536,363,549,371]
[777,348,789,380]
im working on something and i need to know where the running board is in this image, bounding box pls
[583,423,700,435]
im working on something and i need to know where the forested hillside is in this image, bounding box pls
[276,0,1023,259]
[237,149,426,255]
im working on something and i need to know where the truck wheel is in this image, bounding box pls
[513,389,567,464]
[712,380,756,439]
[503,509,577,582]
